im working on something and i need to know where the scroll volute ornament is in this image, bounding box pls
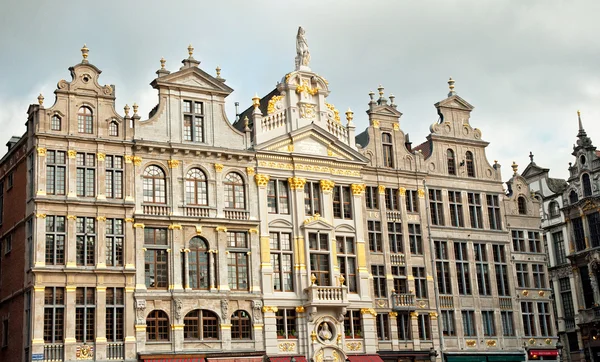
[351,183,366,195]
[320,179,335,192]
[288,177,306,190]
[254,174,270,188]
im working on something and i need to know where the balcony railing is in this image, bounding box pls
[390,253,406,265]
[107,342,125,360]
[392,292,416,310]
[499,297,513,310]
[224,209,250,220]
[183,205,210,217]
[142,204,171,216]
[305,285,349,306]
[386,211,402,222]
[44,343,64,362]
[439,295,454,308]
[565,317,576,330]
[579,307,600,325]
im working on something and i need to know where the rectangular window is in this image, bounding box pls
[0,180,3,226]
[474,243,490,296]
[528,231,542,253]
[227,232,249,291]
[467,192,483,228]
[532,264,546,289]
[482,311,496,336]
[493,244,510,296]
[573,217,585,251]
[516,263,530,288]
[512,230,526,252]
[337,236,357,293]
[105,155,123,199]
[486,194,502,230]
[309,233,330,286]
[538,302,552,336]
[388,222,403,253]
[75,287,95,342]
[376,314,389,341]
[462,310,476,337]
[385,188,399,211]
[521,302,536,336]
[408,223,422,255]
[267,180,290,214]
[304,181,322,216]
[392,266,407,294]
[455,242,471,295]
[46,150,66,195]
[183,100,204,142]
[7,172,13,190]
[44,287,64,343]
[275,309,297,339]
[553,231,567,265]
[418,314,431,340]
[106,287,124,342]
[429,189,444,225]
[501,311,515,336]
[405,190,419,213]
[589,212,600,247]
[435,241,452,295]
[372,265,387,298]
[76,153,96,197]
[3,234,12,255]
[76,217,96,266]
[45,216,66,265]
[397,312,411,340]
[144,228,168,289]
[448,191,464,227]
[368,221,382,252]
[1,318,8,348]
[106,219,124,267]
[413,267,427,298]
[559,277,575,323]
[365,186,379,210]
[28,153,34,198]
[333,185,353,219]
[441,310,456,336]
[26,219,33,268]
[271,232,293,292]
[344,310,363,338]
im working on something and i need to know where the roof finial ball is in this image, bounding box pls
[511,161,518,175]
[188,44,194,59]
[132,103,139,115]
[378,84,384,99]
[37,93,44,106]
[124,104,130,117]
[160,57,166,69]
[216,66,222,78]
[252,93,260,109]
[448,77,456,96]
[81,44,89,63]
[345,108,354,124]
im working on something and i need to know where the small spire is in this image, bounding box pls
[124,104,130,117]
[529,151,534,163]
[160,57,166,69]
[448,77,456,97]
[188,44,194,58]
[368,90,375,102]
[577,109,586,136]
[132,103,139,115]
[389,94,396,106]
[81,44,89,63]
[37,93,44,106]
[252,93,260,108]
[511,161,518,175]
[378,85,384,98]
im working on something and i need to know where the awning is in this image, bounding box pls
[207,358,262,362]
[445,357,487,362]
[487,356,526,362]
[347,355,385,362]
[143,359,205,362]
[529,350,559,358]
[269,357,307,362]
[446,355,525,362]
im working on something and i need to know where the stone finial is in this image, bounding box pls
[345,108,354,124]
[378,84,384,99]
[368,90,375,102]
[81,44,89,62]
[216,66,221,78]
[37,93,44,106]
[389,94,396,106]
[132,103,139,115]
[511,161,518,175]
[160,57,166,69]
[448,77,456,96]
[252,93,260,109]
[188,44,194,58]
[124,104,130,117]
[529,151,534,163]
[243,116,250,132]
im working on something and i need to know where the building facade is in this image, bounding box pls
[0,29,558,362]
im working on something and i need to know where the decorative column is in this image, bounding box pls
[123,154,135,203]
[31,286,46,356]
[255,174,273,290]
[168,160,181,216]
[35,147,47,197]
[389,312,399,350]
[214,164,224,218]
[588,261,600,304]
[124,218,135,270]
[170,224,184,291]
[95,286,107,359]
[172,298,184,351]
[410,311,421,350]
[97,152,106,200]
[429,311,440,351]
[216,227,229,292]
[263,306,279,355]
[289,177,308,288]
[296,306,307,357]
[320,179,335,222]
[252,301,265,351]
[66,215,77,268]
[67,150,77,198]
[124,287,136,360]
[64,285,77,358]
[96,216,107,269]
[360,308,378,354]
[34,214,47,267]
[133,223,146,291]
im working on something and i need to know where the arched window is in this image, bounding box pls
[184,309,219,340]
[185,168,208,205]
[224,172,245,209]
[569,190,578,204]
[78,106,93,134]
[382,133,394,168]
[466,151,475,177]
[109,121,118,137]
[517,196,527,215]
[146,310,169,341]
[548,201,560,218]
[143,165,166,204]
[583,173,592,197]
[51,115,61,131]
[231,310,251,340]
[188,237,210,290]
[447,149,456,175]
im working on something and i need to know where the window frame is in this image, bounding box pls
[267,179,290,214]
[143,165,167,204]
[271,232,294,292]
[333,185,353,219]
[77,106,93,134]
[368,220,383,252]
[227,231,250,291]
[76,217,96,266]
[75,287,95,343]
[105,155,123,199]
[231,310,252,340]
[224,172,246,210]
[146,310,170,341]
[337,235,357,293]
[185,168,208,206]
[447,149,456,175]
[183,100,205,143]
[448,191,464,227]
[382,133,394,168]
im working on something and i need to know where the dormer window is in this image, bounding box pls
[548,201,560,218]
[466,151,475,177]
[183,100,204,143]
[108,121,118,137]
[382,133,394,168]
[51,115,62,131]
[569,191,578,204]
[447,149,456,175]
[583,173,592,197]
[78,106,93,134]
[517,196,527,215]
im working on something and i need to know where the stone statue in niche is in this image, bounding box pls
[221,300,229,321]
[135,299,146,325]
[318,321,333,341]
[296,26,311,69]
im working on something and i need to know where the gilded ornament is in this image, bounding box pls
[545,338,552,345]
[215,226,227,233]
[133,223,145,229]
[67,150,77,158]
[288,177,307,190]
[372,120,380,128]
[336,333,342,344]
[346,341,362,351]
[252,93,260,108]
[246,167,255,176]
[310,273,318,285]
[67,215,77,220]
[96,153,106,161]
[37,147,47,156]
[538,290,545,297]
[75,343,94,360]
[168,224,182,230]
[96,216,106,222]
[393,123,400,131]
[351,183,366,195]
[398,187,406,196]
[248,228,258,234]
[287,144,294,152]
[338,274,345,286]
[311,330,317,342]
[388,312,398,318]
[254,174,270,187]
[124,155,133,163]
[295,306,305,313]
[132,103,139,115]
[522,290,529,297]
[37,93,44,106]
[35,213,47,219]
[278,342,296,352]
[409,311,419,319]
[417,189,425,198]
[429,312,438,320]
[465,340,476,347]
[296,80,319,95]
[486,340,497,347]
[80,44,89,61]
[214,163,224,173]
[132,156,142,166]
[528,338,536,345]
[267,95,284,114]
[124,218,134,223]
[325,102,341,123]
[360,308,377,317]
[261,306,278,313]
[167,160,180,168]
[320,179,335,192]
[299,103,316,120]
[378,185,386,195]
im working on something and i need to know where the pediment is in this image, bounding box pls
[154,67,233,95]
[435,95,474,111]
[301,215,333,230]
[521,163,549,179]
[268,218,294,228]
[370,104,403,117]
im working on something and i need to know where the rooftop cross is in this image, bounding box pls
[529,151,534,163]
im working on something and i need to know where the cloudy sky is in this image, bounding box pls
[1,0,598,181]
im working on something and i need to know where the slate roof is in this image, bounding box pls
[412,139,432,159]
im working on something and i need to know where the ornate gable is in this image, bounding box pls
[153,66,233,95]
